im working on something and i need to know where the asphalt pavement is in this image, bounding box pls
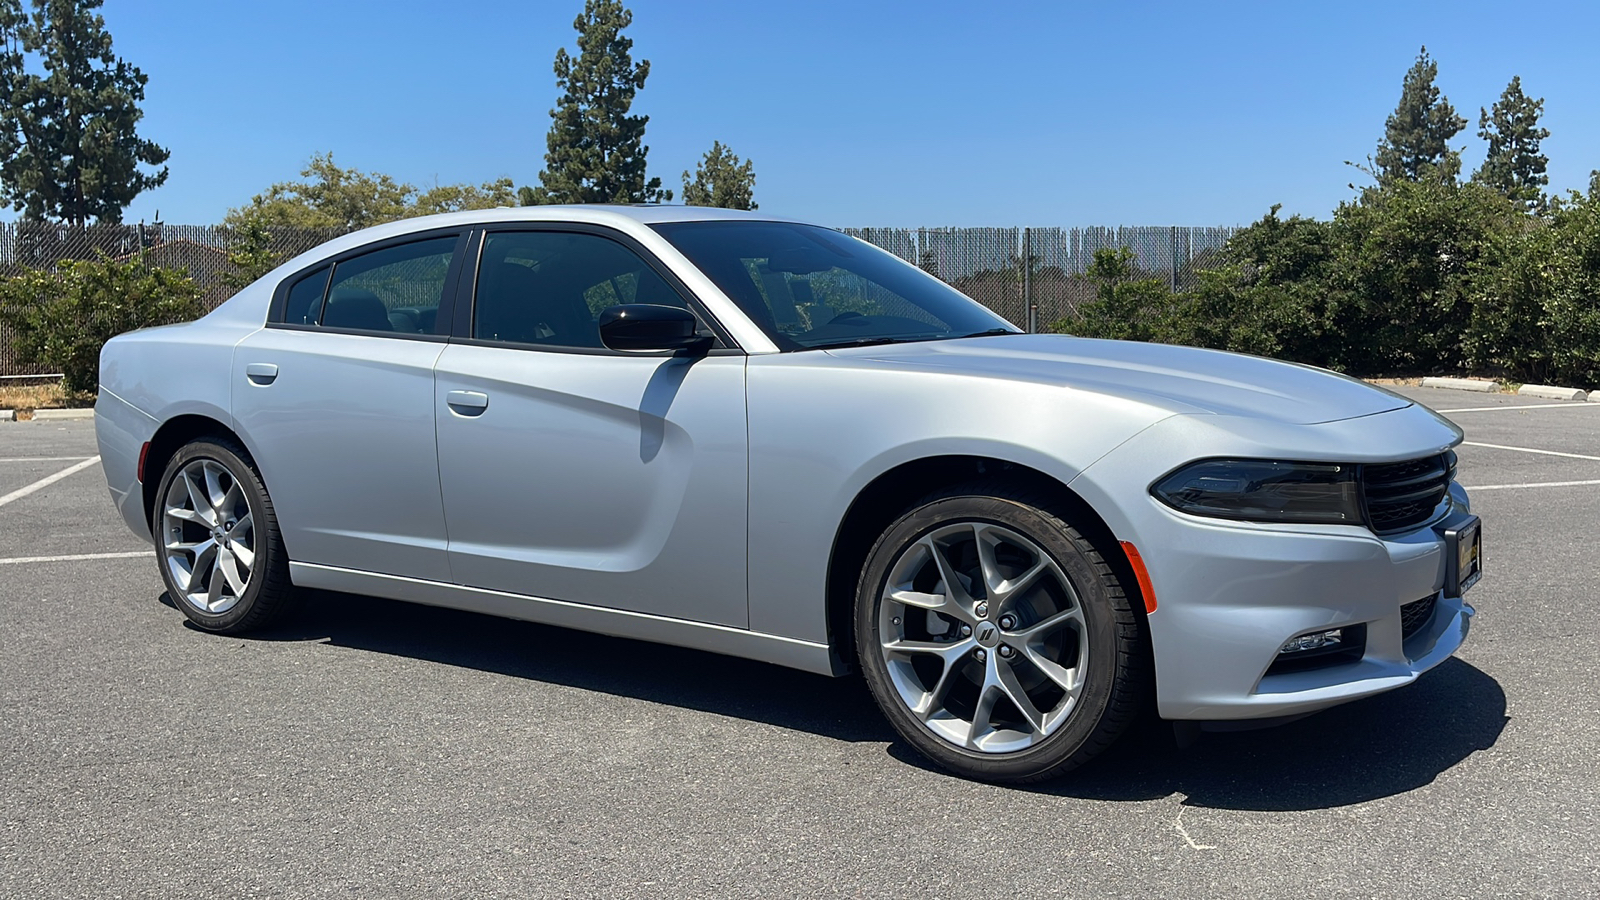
[2,387,1597,898]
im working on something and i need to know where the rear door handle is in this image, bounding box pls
[446,390,489,416]
[245,363,278,385]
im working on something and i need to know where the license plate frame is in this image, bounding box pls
[1443,516,1482,597]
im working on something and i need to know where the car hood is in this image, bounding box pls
[829,334,1412,426]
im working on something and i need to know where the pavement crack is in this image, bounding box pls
[1173,798,1215,851]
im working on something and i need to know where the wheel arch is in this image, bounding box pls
[824,454,1149,673]
[141,414,251,532]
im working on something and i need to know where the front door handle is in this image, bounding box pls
[245,363,279,385]
[446,390,489,416]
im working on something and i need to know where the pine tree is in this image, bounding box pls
[529,0,668,205]
[680,141,756,209]
[0,0,169,225]
[1374,47,1466,185]
[1473,76,1550,212]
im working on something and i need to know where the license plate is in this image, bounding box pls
[1444,517,1482,596]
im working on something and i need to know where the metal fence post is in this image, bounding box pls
[1023,227,1036,333]
[1170,225,1179,293]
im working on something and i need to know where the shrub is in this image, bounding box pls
[0,255,204,396]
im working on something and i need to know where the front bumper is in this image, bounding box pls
[1069,407,1474,722]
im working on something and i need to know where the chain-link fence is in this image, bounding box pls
[842,226,1238,331]
[0,221,1238,377]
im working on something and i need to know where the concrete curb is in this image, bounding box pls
[32,408,95,421]
[1591,392,1600,403]
[2,408,94,422]
[1518,384,1589,402]
[1420,377,1499,393]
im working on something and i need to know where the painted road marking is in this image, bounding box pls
[1438,402,1600,413]
[0,550,148,565]
[1461,441,1600,462]
[0,456,96,463]
[1464,479,1600,491]
[0,455,101,509]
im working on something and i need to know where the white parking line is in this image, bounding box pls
[0,455,101,509]
[1461,441,1600,462]
[0,550,148,565]
[0,456,95,463]
[1464,479,1600,491]
[1438,402,1600,412]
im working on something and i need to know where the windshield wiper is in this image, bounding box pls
[953,328,1021,339]
[801,336,935,351]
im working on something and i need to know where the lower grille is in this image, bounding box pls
[1362,452,1453,535]
[1400,594,1437,639]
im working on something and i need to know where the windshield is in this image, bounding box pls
[651,221,1017,350]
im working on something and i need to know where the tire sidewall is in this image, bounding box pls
[153,440,274,632]
[855,493,1125,780]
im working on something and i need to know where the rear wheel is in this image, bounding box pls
[153,438,295,633]
[855,484,1143,782]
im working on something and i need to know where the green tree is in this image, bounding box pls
[1472,76,1550,212]
[224,152,414,231]
[1053,247,1179,342]
[0,255,202,394]
[681,141,756,209]
[529,0,669,205]
[1329,177,1519,373]
[413,177,519,215]
[0,0,169,225]
[1373,47,1466,185]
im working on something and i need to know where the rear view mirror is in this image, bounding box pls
[598,304,713,354]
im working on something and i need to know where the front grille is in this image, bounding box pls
[1362,452,1453,535]
[1400,594,1437,639]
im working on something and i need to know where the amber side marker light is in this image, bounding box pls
[1119,541,1157,614]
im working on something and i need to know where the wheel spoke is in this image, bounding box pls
[182,472,215,526]
[995,559,1052,606]
[206,552,226,608]
[883,637,973,659]
[186,539,218,592]
[202,462,228,509]
[1014,606,1083,641]
[924,537,977,622]
[217,549,247,595]
[967,668,1003,749]
[230,541,255,571]
[226,512,252,540]
[886,588,947,611]
[973,524,1004,596]
[996,658,1048,733]
[166,506,207,526]
[1022,644,1082,696]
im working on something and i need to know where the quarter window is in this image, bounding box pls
[319,236,458,334]
[282,266,330,326]
[473,231,693,348]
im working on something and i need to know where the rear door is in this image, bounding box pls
[432,226,749,626]
[231,230,466,582]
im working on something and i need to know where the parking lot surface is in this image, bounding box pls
[2,386,1597,898]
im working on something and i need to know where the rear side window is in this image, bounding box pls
[320,237,458,334]
[282,267,330,325]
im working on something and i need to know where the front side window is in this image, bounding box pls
[652,221,1015,350]
[472,230,693,349]
[319,236,458,334]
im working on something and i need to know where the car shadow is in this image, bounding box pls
[165,589,1507,811]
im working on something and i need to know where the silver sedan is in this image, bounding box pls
[94,206,1481,782]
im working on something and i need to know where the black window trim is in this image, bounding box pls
[265,228,470,343]
[447,222,744,357]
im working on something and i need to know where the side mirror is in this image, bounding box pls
[599,304,713,354]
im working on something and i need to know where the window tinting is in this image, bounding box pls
[473,231,692,348]
[651,221,1014,350]
[321,236,457,334]
[283,267,330,325]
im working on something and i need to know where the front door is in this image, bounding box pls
[433,228,748,626]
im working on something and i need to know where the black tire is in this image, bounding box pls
[152,437,296,633]
[854,482,1143,783]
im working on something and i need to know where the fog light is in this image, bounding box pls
[1280,629,1344,654]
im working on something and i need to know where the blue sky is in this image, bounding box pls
[56,0,1600,226]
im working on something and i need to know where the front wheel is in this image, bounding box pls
[855,485,1144,783]
[153,438,295,633]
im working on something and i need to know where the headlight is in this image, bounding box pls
[1152,459,1362,525]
